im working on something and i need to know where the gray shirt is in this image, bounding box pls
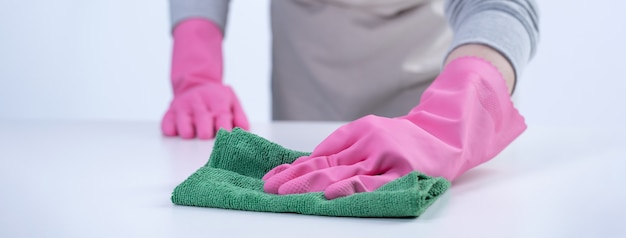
[168,0,540,120]
[169,0,539,79]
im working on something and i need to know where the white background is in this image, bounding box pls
[1,0,625,126]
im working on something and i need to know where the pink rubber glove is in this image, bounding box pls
[262,56,527,199]
[162,18,249,139]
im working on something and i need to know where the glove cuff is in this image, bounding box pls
[171,18,224,94]
[401,56,526,180]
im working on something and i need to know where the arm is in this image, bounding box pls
[163,0,249,140]
[444,0,540,94]
[262,0,540,199]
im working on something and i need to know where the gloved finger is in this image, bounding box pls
[192,103,215,139]
[215,114,234,132]
[264,150,374,193]
[176,111,195,139]
[305,143,366,167]
[262,163,292,180]
[229,88,250,130]
[288,154,325,167]
[323,174,397,199]
[263,155,338,194]
[161,110,177,136]
[263,144,369,193]
[273,159,382,195]
[204,92,234,131]
[262,155,319,180]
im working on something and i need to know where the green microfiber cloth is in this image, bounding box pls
[171,128,451,217]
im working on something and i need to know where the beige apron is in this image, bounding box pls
[271,0,452,120]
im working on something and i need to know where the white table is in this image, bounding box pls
[1,121,624,238]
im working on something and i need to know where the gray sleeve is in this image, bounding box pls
[169,0,231,32]
[445,0,540,79]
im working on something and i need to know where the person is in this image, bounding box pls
[163,0,539,199]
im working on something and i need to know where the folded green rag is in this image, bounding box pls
[171,128,450,217]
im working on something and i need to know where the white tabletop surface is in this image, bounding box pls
[1,120,625,238]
